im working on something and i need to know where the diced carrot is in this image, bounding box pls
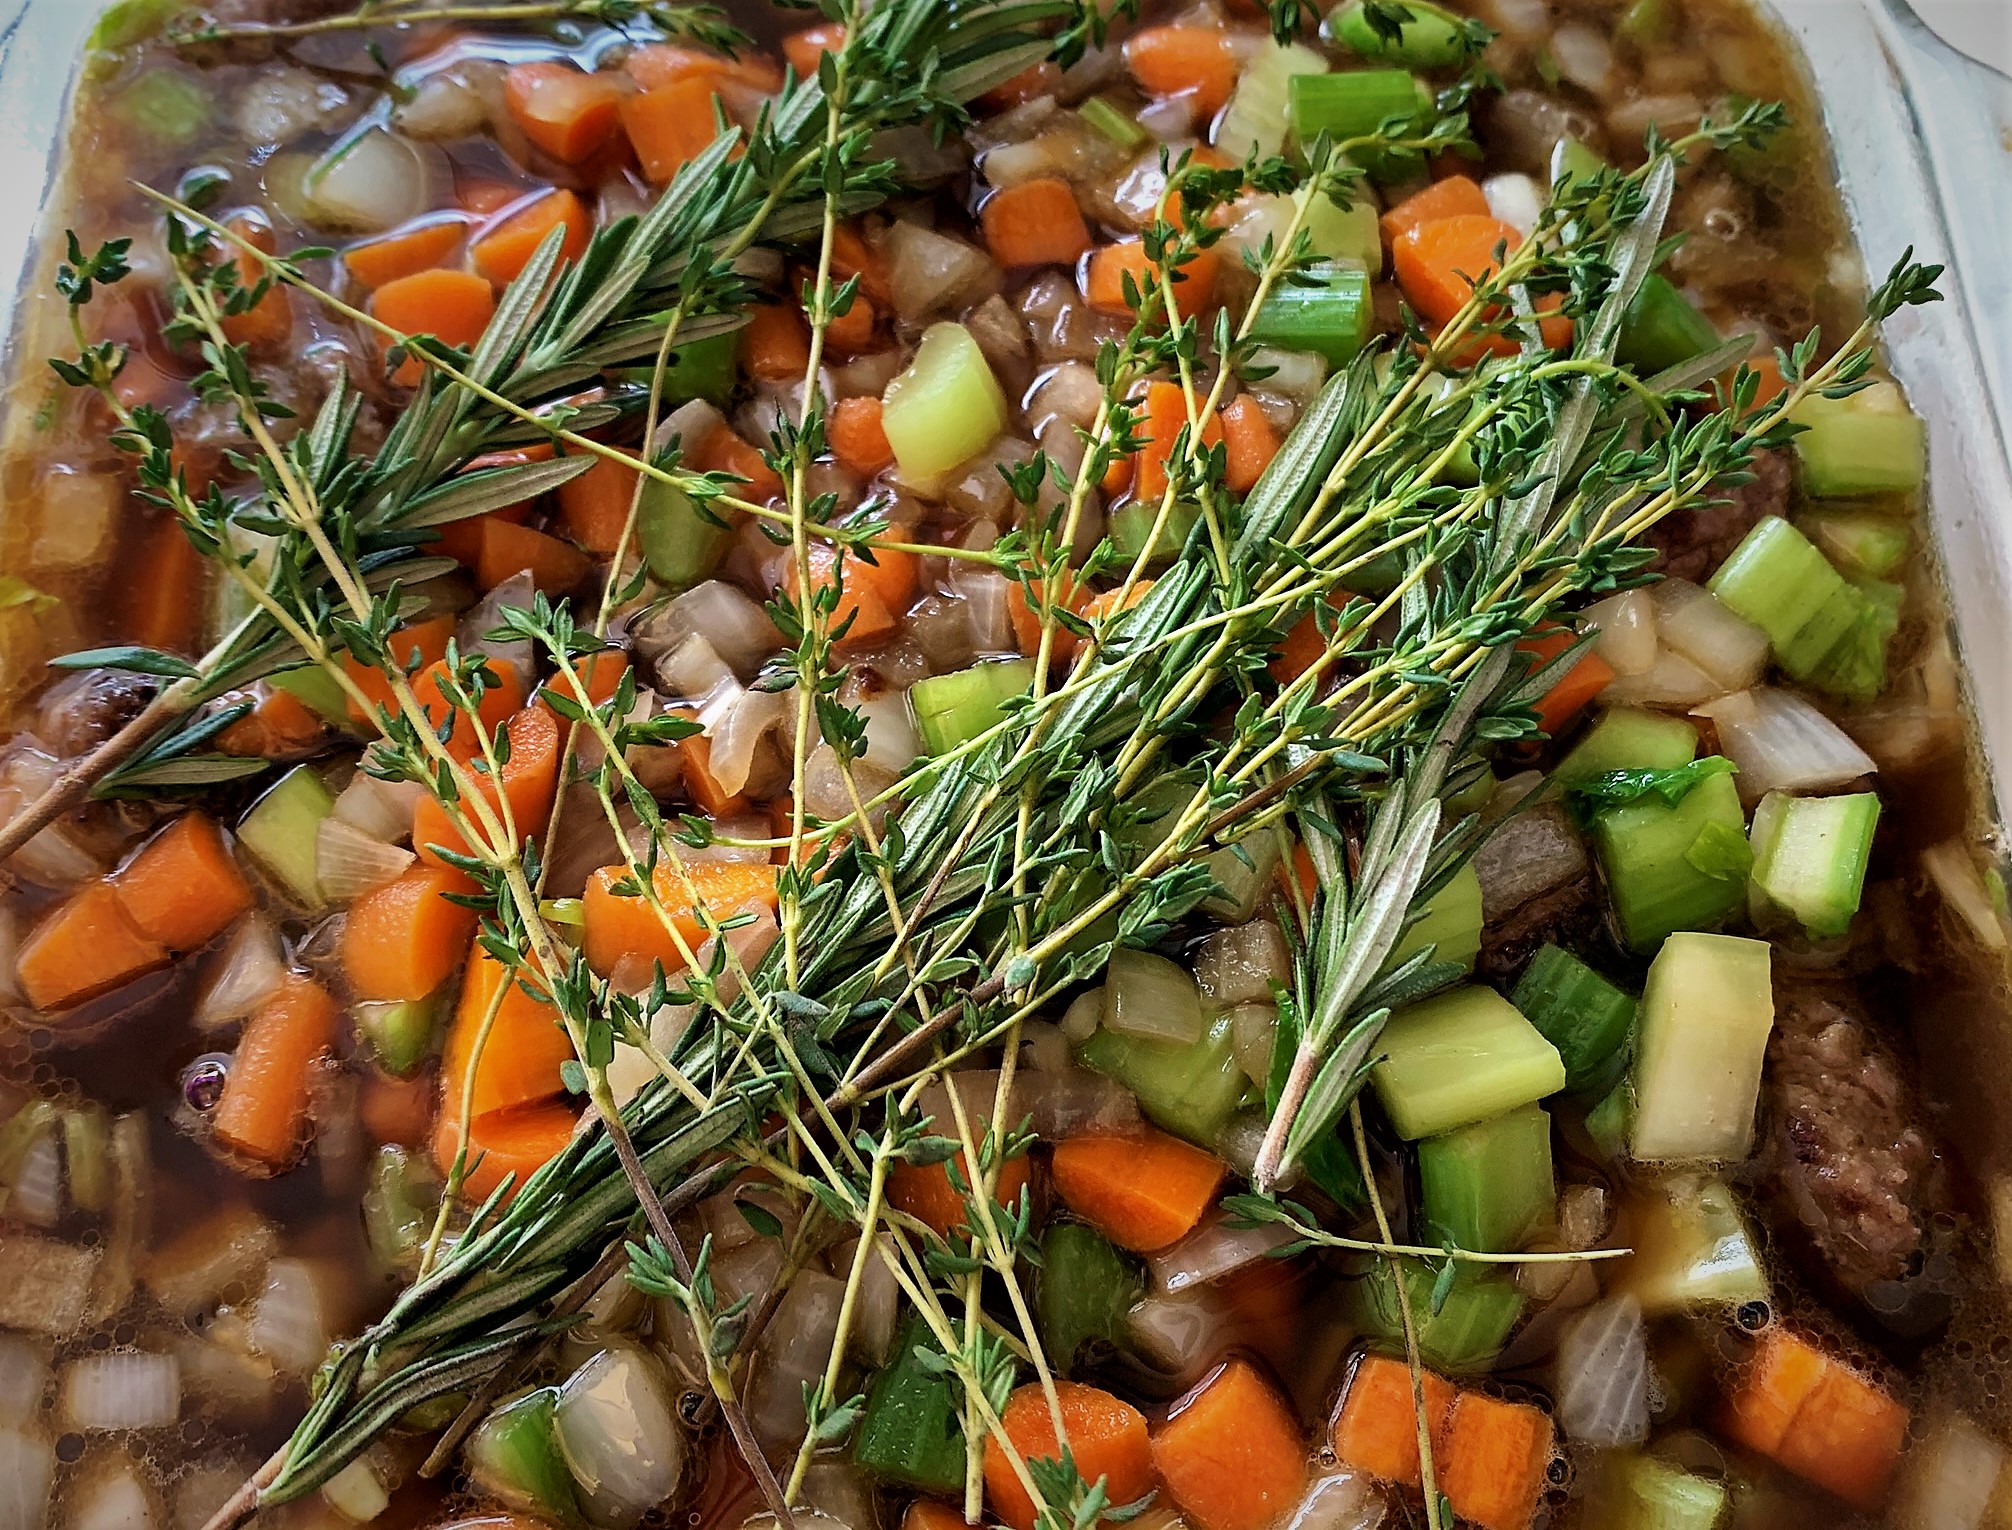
[556,454,641,555]
[1101,453,1133,498]
[471,188,591,285]
[441,945,575,1120]
[1736,351,1788,414]
[1380,175,1491,247]
[211,975,340,1169]
[983,61,1062,110]
[360,1068,436,1149]
[693,421,784,502]
[1332,1353,1458,1488]
[1722,1329,1907,1512]
[981,178,1092,269]
[15,881,169,1013]
[1152,1358,1309,1530]
[1082,580,1152,625]
[1437,1390,1555,1530]
[621,76,725,184]
[468,517,592,597]
[1286,840,1318,904]
[503,61,626,165]
[1132,380,1224,505]
[677,729,748,817]
[1124,26,1238,115]
[888,1150,1033,1241]
[817,285,878,357]
[830,224,892,308]
[112,812,254,953]
[465,442,558,471]
[342,862,479,1003]
[1005,569,1088,665]
[1517,626,1614,737]
[216,684,328,760]
[412,705,562,866]
[343,613,455,727]
[984,1381,1153,1530]
[789,534,916,642]
[1049,1128,1224,1252]
[434,502,533,567]
[1270,609,1329,686]
[408,658,528,764]
[580,858,781,976]
[125,513,206,655]
[1221,395,1281,495]
[432,1096,581,1201]
[536,649,631,731]
[1085,241,1219,319]
[1391,214,1526,329]
[782,21,845,78]
[741,303,812,383]
[344,214,471,290]
[901,1502,968,1530]
[459,180,522,216]
[218,214,291,349]
[625,43,782,93]
[828,396,894,477]
[370,268,496,386]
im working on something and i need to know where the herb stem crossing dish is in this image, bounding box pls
[0,1,2005,1528]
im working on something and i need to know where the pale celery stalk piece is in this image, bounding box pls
[1618,1172,1768,1311]
[1385,861,1483,975]
[880,322,1010,481]
[1369,985,1566,1139]
[1629,931,1773,1161]
[1217,40,1329,161]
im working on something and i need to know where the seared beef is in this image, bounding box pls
[1642,446,1791,584]
[1759,983,1949,1303]
[1478,874,1608,986]
[35,668,158,757]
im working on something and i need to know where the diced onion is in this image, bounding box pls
[1228,1003,1277,1083]
[1194,921,1290,1008]
[883,221,995,326]
[853,691,921,774]
[1483,172,1545,235]
[1582,589,1657,677]
[1060,987,1103,1042]
[554,1344,687,1530]
[458,570,537,686]
[749,1271,844,1451]
[68,1459,158,1530]
[10,1127,61,1229]
[0,1335,48,1426]
[392,68,488,141]
[1283,1469,1386,1530]
[303,128,428,234]
[1473,803,1587,920]
[1554,1295,1649,1447]
[1026,1069,1139,1140]
[1550,23,1617,96]
[1692,689,1875,805]
[1243,346,1326,402]
[0,1427,53,1530]
[1652,579,1768,691]
[1598,646,1723,708]
[58,1352,180,1431]
[947,569,1016,655]
[331,773,422,843]
[634,581,782,682]
[247,1259,336,1376]
[1922,842,2010,953]
[1018,1020,1072,1073]
[322,1456,391,1524]
[32,470,117,572]
[983,139,1058,188]
[316,817,415,903]
[833,1235,900,1369]
[872,125,968,187]
[654,632,738,708]
[1148,1213,1296,1294]
[1892,1412,2008,1530]
[1127,1289,1229,1384]
[1102,948,1204,1046]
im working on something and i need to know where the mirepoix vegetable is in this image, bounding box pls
[1216,39,1327,159]
[1553,707,1698,786]
[1036,1222,1143,1374]
[1353,1257,1525,1373]
[1511,943,1636,1095]
[1076,1008,1247,1144]
[1788,381,1927,498]
[1287,68,1428,142]
[854,1317,967,1494]
[237,765,336,909]
[1709,516,1896,699]
[1618,1172,1769,1311]
[1417,1102,1555,1251]
[1592,767,1751,951]
[1629,932,1774,1162]
[1329,0,1474,68]
[1748,789,1881,938]
[1616,274,1720,374]
[1368,986,1567,1140]
[1245,264,1374,364]
[1386,860,1483,974]
[910,660,1035,755]
[879,322,1009,482]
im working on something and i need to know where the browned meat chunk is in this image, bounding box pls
[1642,446,1791,584]
[1759,983,1948,1302]
[35,668,158,757]
[1478,875,1609,986]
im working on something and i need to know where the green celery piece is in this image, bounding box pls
[1201,834,1282,922]
[1368,986,1565,1140]
[1616,275,1720,375]
[1592,769,1749,952]
[853,1317,967,1493]
[1607,1456,1729,1530]
[238,765,335,910]
[881,322,1009,481]
[1443,756,1496,819]
[108,70,210,148]
[356,992,441,1076]
[1709,515,1850,668]
[1418,1103,1555,1252]
[910,660,1035,756]
[1584,1079,1633,1162]
[1080,95,1149,152]
[1247,265,1374,365]
[1619,1172,1768,1311]
[1617,0,1675,45]
[1076,1009,1246,1147]
[1749,790,1880,939]
[1218,41,1328,160]
[1789,389,1926,498]
[466,1387,585,1528]
[1552,707,1698,788]
[1109,498,1201,567]
[90,0,182,52]
[1800,509,1911,579]
[1287,69,1428,142]
[1807,577,1900,702]
[637,480,728,592]
[1304,191,1382,269]
[270,665,353,726]
[1773,582,1872,683]
[1630,932,1772,1162]
[1329,0,1473,68]
[1511,943,1635,1095]
[1385,861,1482,976]
[1037,1222,1144,1375]
[617,333,738,407]
[60,1106,111,1214]
[1549,136,1608,188]
[363,1145,434,1276]
[1352,1258,1524,1373]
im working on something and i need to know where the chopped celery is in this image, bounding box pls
[1604,1455,1729,1530]
[1217,41,1328,160]
[1443,757,1496,820]
[1618,1173,1768,1311]
[1511,944,1635,1095]
[1800,509,1911,579]
[1329,0,1474,68]
[880,323,1009,482]
[1201,833,1282,922]
[363,1145,435,1276]
[1584,1079,1633,1162]
[1418,1103,1555,1252]
[238,766,335,909]
[1077,1009,1246,1146]
[60,1105,111,1215]
[1080,95,1149,152]
[107,70,210,147]
[1709,515,1849,662]
[1807,577,1900,702]
[356,993,441,1076]
[1037,1222,1144,1375]
[89,0,183,54]
[618,332,738,407]
[1288,69,1428,143]
[853,1317,966,1494]
[1353,1259,1524,1374]
[1109,497,1200,567]
[466,1386,584,1528]
[1247,265,1374,365]
[910,660,1034,755]
[1386,862,1482,976]
[1630,932,1773,1162]
[270,665,352,726]
[1789,385,1926,498]
[1617,275,1719,376]
[1304,191,1383,269]
[1592,769,1749,952]
[1369,987,1565,1140]
[637,480,728,592]
[1549,136,1607,189]
[1748,790,1880,939]
[1102,949,1204,1046]
[1617,0,1675,46]
[1553,708,1698,788]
